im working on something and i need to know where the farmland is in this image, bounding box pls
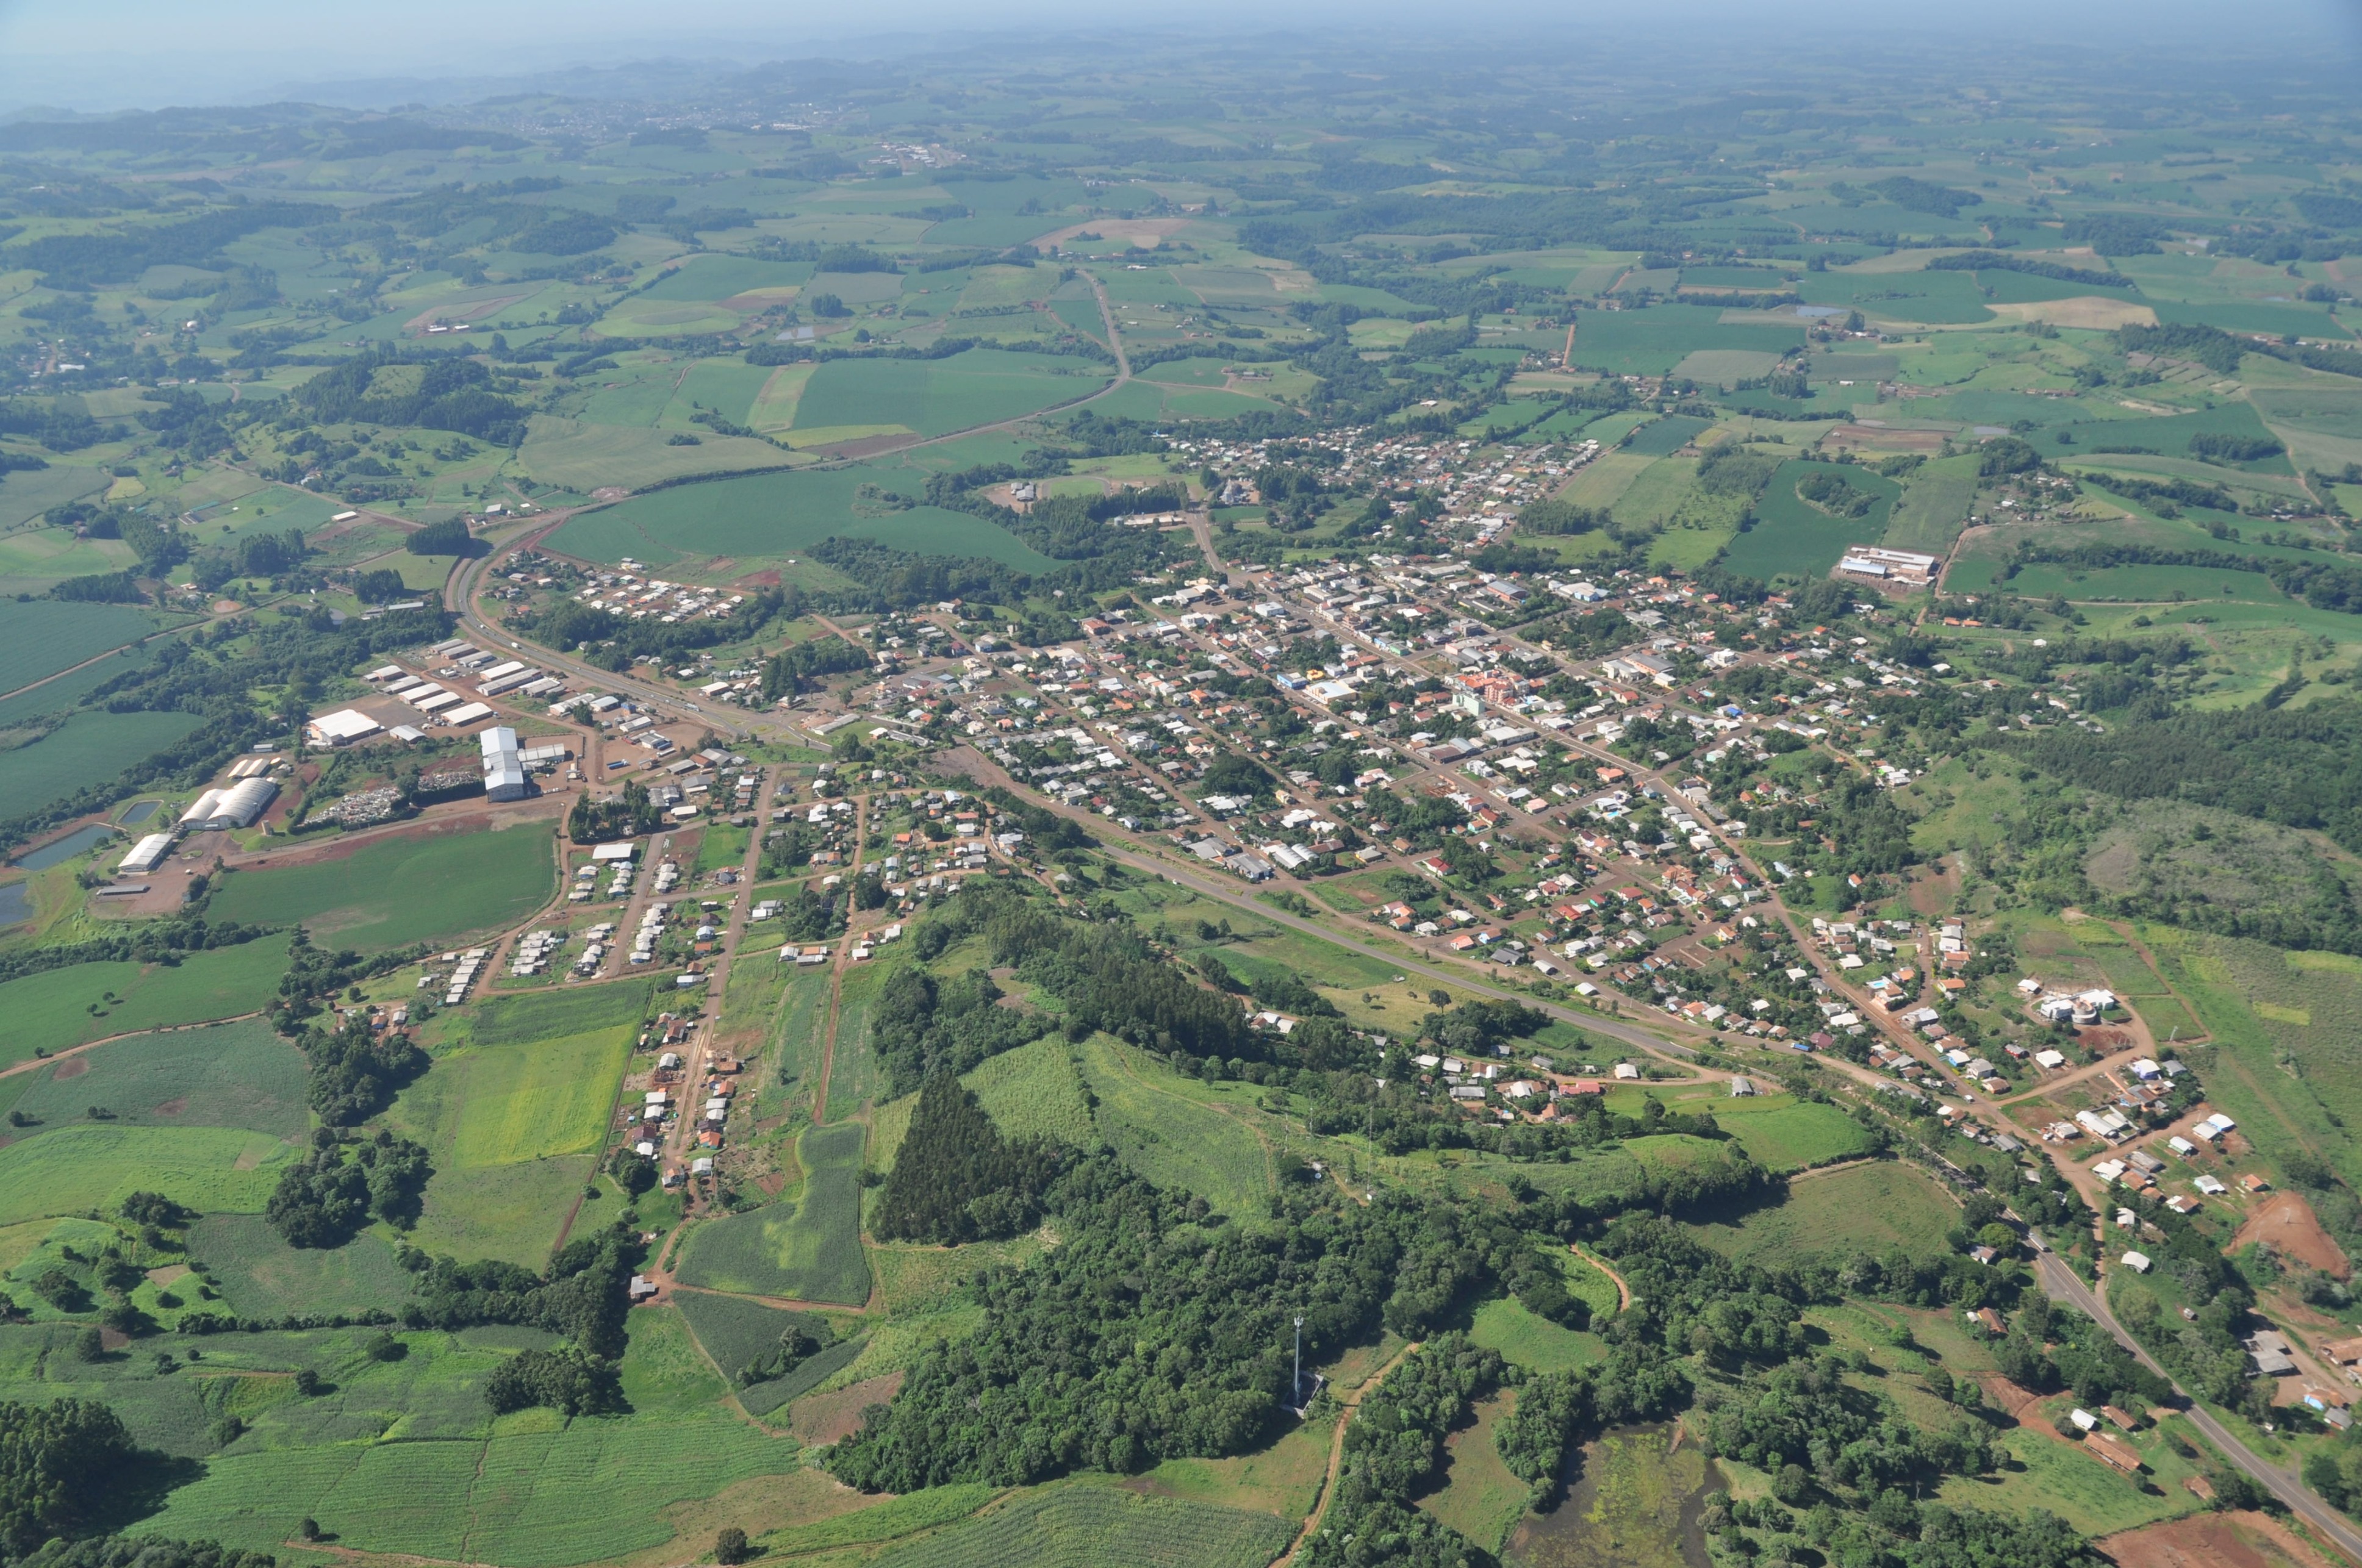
[1686,1161,1959,1266]
[0,709,205,818]
[207,823,557,950]
[0,940,290,1066]
[674,1122,870,1303]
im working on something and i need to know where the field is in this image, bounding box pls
[673,1288,831,1383]
[674,1121,871,1304]
[515,415,800,493]
[1076,1036,1273,1218]
[1419,1390,1530,1556]
[1568,306,1805,376]
[0,709,204,816]
[447,1027,634,1167]
[0,528,140,593]
[1718,459,1903,581]
[0,466,110,532]
[1684,1160,1958,1265]
[0,939,293,1068]
[2,1018,307,1136]
[0,1124,290,1225]
[187,1212,417,1319]
[793,348,1110,440]
[866,1481,1294,1568]
[1469,1291,1609,1376]
[207,823,556,950]
[1712,1098,1878,1170]
[545,465,1057,575]
[1881,453,1981,556]
[873,1035,1097,1170]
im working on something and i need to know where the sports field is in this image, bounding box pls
[207,823,556,950]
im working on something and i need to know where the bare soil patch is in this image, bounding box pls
[52,1058,88,1080]
[153,1096,188,1117]
[1988,297,2158,331]
[145,1264,190,1287]
[1031,217,1193,250]
[2098,1509,2339,1568]
[1823,424,1950,454]
[2232,1191,2351,1278]
[788,1372,903,1445]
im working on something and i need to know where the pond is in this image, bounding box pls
[16,823,118,870]
[0,882,29,927]
[1505,1423,1719,1568]
[118,800,160,824]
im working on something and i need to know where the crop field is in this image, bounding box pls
[675,1121,870,1303]
[1685,1160,1956,1265]
[1714,1099,1877,1170]
[1077,1036,1273,1217]
[515,414,799,493]
[0,708,203,815]
[0,465,110,532]
[453,981,656,1050]
[737,1337,864,1417]
[447,1027,633,1167]
[0,1124,290,1225]
[673,1289,832,1383]
[0,938,293,1068]
[0,528,139,592]
[869,1481,1295,1568]
[872,1035,1094,1172]
[145,1402,806,1565]
[1623,414,1714,456]
[2024,400,2291,468]
[793,348,1110,439]
[187,1212,416,1319]
[1881,453,1981,555]
[5,1018,307,1137]
[1569,305,1805,376]
[546,464,1057,575]
[1718,459,1902,581]
[208,823,556,950]
[1798,268,1996,324]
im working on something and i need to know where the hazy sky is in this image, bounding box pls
[1,0,2357,113]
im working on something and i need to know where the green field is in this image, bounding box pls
[515,415,800,492]
[4,1018,307,1137]
[0,708,204,815]
[1570,306,1805,376]
[674,1121,871,1304]
[1076,1036,1272,1217]
[869,1481,1294,1568]
[1714,1098,1878,1170]
[0,466,110,531]
[0,527,140,592]
[872,1035,1096,1172]
[0,1124,290,1225]
[673,1289,831,1384]
[1798,268,1996,324]
[1881,453,1981,556]
[545,464,1058,574]
[1623,414,1714,456]
[208,823,556,950]
[187,1212,417,1319]
[1685,1160,1957,1265]
[0,940,293,1069]
[1718,459,1903,581]
[795,348,1110,438]
[1468,1291,1607,1376]
[2025,399,2293,470]
[448,1027,633,1167]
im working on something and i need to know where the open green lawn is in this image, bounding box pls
[0,939,293,1069]
[209,823,556,950]
[674,1121,870,1304]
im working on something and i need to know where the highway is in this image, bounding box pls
[2033,1245,2362,1564]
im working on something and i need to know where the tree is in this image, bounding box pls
[0,1398,139,1553]
[713,1528,749,1565]
[406,518,473,556]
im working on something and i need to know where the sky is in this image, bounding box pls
[1,0,2358,114]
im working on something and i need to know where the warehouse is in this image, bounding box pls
[307,708,383,747]
[117,832,174,875]
[481,726,529,801]
[182,776,278,831]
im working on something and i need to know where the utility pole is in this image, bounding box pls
[1294,1314,1305,1409]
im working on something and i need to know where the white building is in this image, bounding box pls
[117,832,174,874]
[481,727,528,801]
[307,708,382,746]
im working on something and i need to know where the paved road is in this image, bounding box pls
[941,745,1706,1064]
[2033,1247,2362,1564]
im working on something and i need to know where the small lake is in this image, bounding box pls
[17,823,118,870]
[119,800,160,824]
[1506,1423,1718,1568]
[0,883,30,927]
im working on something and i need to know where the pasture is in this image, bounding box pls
[1075,1036,1272,1218]
[546,465,1058,575]
[208,822,556,950]
[515,415,799,494]
[5,1018,307,1137]
[674,1121,870,1304]
[1712,1098,1878,1171]
[1718,459,1902,581]
[0,939,292,1068]
[0,708,204,816]
[0,528,140,592]
[447,1027,633,1167]
[1684,1159,1957,1265]
[0,465,110,532]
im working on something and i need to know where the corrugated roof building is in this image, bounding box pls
[482,726,528,801]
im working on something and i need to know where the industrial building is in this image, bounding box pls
[117,832,174,875]
[307,708,382,747]
[481,726,529,801]
[178,776,278,831]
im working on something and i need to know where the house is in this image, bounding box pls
[2084,1433,2144,1475]
[1613,1062,1642,1081]
[2120,1251,2152,1273]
